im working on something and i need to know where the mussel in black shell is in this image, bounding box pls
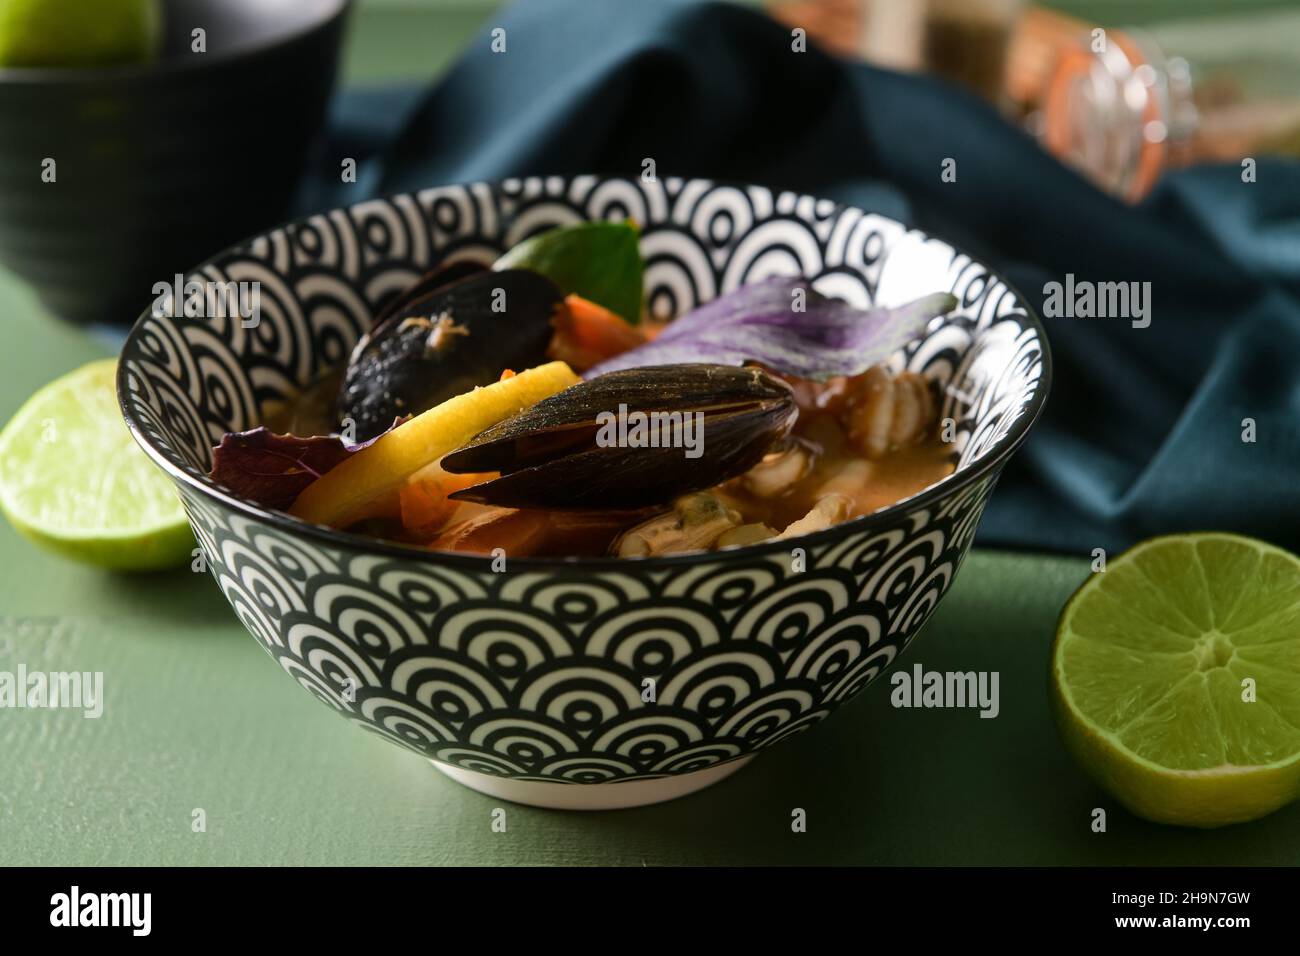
[440,364,798,509]
[369,259,486,328]
[337,267,563,441]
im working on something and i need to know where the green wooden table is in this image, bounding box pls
[4,289,1298,866]
[2,0,1297,867]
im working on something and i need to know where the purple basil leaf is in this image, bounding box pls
[584,276,957,381]
[210,425,391,510]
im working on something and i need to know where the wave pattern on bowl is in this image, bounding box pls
[119,176,1046,784]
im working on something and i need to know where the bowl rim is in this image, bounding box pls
[0,0,352,85]
[116,176,1054,572]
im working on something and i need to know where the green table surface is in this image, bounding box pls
[3,0,1298,868]
[3,285,1299,867]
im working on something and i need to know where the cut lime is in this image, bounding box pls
[1052,532,1300,827]
[0,0,161,69]
[0,359,193,571]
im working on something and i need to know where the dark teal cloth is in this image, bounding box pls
[304,0,1300,555]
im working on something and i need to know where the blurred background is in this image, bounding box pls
[349,0,1300,200]
[1,0,1298,326]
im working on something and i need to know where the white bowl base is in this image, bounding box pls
[432,755,756,810]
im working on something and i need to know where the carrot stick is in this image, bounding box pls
[398,467,493,533]
[546,295,646,371]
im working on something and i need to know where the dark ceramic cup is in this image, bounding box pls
[0,0,351,324]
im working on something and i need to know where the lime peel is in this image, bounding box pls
[1052,532,1300,828]
[0,359,193,571]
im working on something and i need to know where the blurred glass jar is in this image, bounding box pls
[1006,9,1199,202]
[770,1,1300,202]
[1009,6,1300,200]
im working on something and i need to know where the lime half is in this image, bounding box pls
[0,359,193,571]
[0,0,161,69]
[1052,533,1300,827]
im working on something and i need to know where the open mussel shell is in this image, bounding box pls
[441,364,797,509]
[337,268,563,441]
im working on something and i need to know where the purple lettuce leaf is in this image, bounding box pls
[210,425,391,510]
[584,276,957,381]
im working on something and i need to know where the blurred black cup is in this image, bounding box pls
[0,0,352,324]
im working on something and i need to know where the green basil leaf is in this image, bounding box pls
[495,222,643,323]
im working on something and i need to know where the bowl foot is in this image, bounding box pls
[431,756,756,810]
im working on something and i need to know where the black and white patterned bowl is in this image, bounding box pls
[117,176,1050,809]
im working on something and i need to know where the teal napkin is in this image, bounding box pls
[304,0,1300,555]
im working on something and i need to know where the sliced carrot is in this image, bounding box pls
[498,368,517,381]
[546,294,646,371]
[399,481,450,531]
[398,467,494,533]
